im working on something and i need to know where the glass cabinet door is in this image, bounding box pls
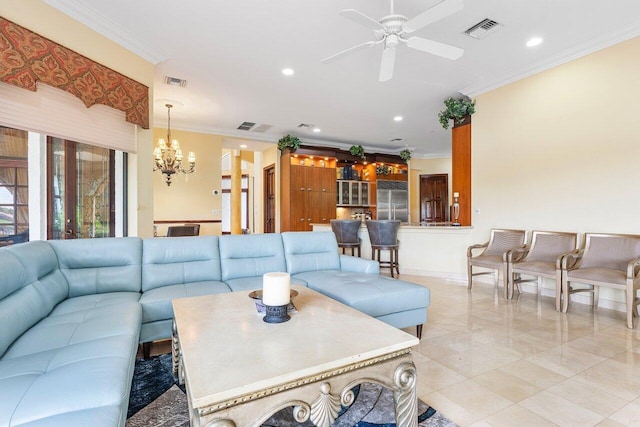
[338,181,350,205]
[361,182,369,206]
[350,182,360,205]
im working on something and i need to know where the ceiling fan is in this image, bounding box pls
[321,0,465,82]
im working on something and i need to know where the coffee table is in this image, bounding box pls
[172,286,420,427]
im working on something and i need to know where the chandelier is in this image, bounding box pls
[153,104,196,186]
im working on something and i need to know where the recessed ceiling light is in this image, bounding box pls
[240,144,248,149]
[282,68,294,76]
[313,128,321,133]
[394,116,403,122]
[526,37,543,47]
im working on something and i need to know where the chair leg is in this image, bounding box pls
[142,342,152,359]
[390,249,395,278]
[555,269,563,312]
[467,262,473,291]
[395,248,400,276]
[416,324,423,339]
[627,284,635,329]
[357,246,361,257]
[562,277,570,313]
[593,285,599,310]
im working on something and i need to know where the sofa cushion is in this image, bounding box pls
[2,294,141,359]
[294,270,430,318]
[0,242,68,358]
[282,231,341,275]
[139,281,231,323]
[224,276,308,292]
[0,332,139,427]
[142,236,222,292]
[48,237,142,297]
[219,234,287,281]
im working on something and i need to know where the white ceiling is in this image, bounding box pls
[45,0,640,157]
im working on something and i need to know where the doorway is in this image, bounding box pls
[47,137,115,239]
[419,174,448,223]
[263,164,275,233]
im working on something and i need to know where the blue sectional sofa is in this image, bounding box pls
[0,231,430,427]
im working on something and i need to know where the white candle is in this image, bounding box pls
[262,272,290,306]
[453,192,459,198]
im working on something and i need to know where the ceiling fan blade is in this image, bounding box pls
[379,47,396,82]
[321,40,378,64]
[340,9,385,31]
[403,0,464,33]
[406,36,464,60]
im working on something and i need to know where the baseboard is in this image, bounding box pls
[400,269,627,313]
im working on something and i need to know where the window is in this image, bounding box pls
[0,126,28,245]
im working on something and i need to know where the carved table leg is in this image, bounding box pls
[393,361,418,427]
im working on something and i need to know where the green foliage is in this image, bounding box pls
[277,134,302,151]
[399,149,412,162]
[438,97,476,129]
[349,145,366,159]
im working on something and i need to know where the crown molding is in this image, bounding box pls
[460,21,640,98]
[167,122,406,155]
[43,0,168,64]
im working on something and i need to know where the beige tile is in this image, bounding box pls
[472,369,542,402]
[577,359,640,401]
[595,419,627,427]
[520,390,605,426]
[608,398,640,425]
[492,332,561,358]
[415,358,466,391]
[526,343,607,376]
[434,379,513,425]
[434,341,524,377]
[422,390,476,426]
[480,404,558,427]
[547,377,627,417]
[567,327,636,358]
[498,360,567,389]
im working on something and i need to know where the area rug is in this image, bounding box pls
[126,354,457,427]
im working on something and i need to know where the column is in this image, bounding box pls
[231,150,242,234]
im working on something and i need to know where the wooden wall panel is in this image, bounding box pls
[452,122,471,226]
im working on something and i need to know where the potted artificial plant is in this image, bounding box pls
[438,97,476,129]
[399,149,412,163]
[349,145,366,160]
[277,134,302,152]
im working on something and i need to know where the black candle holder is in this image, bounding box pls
[263,304,290,323]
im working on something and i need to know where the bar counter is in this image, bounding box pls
[312,222,473,279]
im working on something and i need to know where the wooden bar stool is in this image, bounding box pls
[330,219,362,257]
[366,220,400,277]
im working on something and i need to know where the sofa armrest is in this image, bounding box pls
[339,255,380,274]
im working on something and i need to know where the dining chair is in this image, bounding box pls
[166,225,198,237]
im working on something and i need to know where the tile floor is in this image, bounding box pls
[143,275,640,426]
[401,275,640,427]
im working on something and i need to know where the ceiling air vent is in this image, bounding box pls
[237,121,256,131]
[390,138,404,143]
[163,76,187,87]
[464,19,503,40]
[297,123,315,128]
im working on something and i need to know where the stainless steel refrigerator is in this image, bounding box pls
[376,180,408,222]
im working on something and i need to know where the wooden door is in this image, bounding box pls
[419,174,448,223]
[263,164,275,233]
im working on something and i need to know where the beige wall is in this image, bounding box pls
[153,129,222,235]
[472,36,640,308]
[1,0,156,237]
[409,157,452,223]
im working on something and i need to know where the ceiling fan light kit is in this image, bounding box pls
[321,0,465,82]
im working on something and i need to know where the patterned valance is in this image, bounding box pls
[0,17,149,129]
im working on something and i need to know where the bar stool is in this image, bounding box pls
[366,220,400,277]
[330,219,362,257]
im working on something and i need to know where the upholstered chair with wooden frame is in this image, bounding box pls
[166,225,198,237]
[560,233,640,328]
[506,230,578,307]
[467,229,526,298]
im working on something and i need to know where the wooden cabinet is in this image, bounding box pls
[281,156,336,231]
